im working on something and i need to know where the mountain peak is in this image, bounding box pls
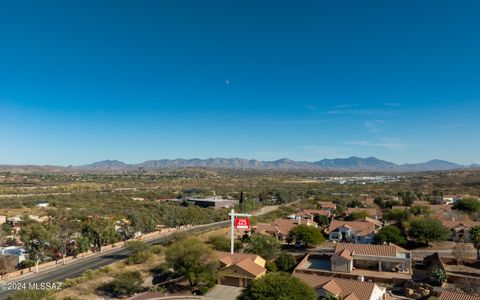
[64,157,471,172]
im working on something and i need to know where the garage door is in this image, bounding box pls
[221,276,241,287]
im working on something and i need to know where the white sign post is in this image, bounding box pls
[229,209,251,254]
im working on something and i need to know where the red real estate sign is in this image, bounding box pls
[235,217,250,230]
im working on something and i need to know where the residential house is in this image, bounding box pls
[319,201,337,213]
[325,218,382,244]
[294,273,387,300]
[216,252,266,287]
[186,197,237,209]
[288,209,331,221]
[254,218,317,241]
[331,243,412,274]
[442,219,480,242]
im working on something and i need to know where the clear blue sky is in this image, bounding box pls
[1,1,479,165]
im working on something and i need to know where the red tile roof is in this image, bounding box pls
[294,273,377,300]
[216,252,266,277]
[216,251,261,265]
[334,243,403,257]
[235,257,266,276]
[439,291,480,300]
[325,220,377,234]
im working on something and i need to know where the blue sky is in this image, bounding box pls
[1,1,479,165]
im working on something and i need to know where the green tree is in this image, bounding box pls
[245,234,281,260]
[401,191,417,206]
[375,225,406,245]
[469,225,480,260]
[374,197,385,208]
[410,205,431,217]
[275,252,297,272]
[19,222,52,273]
[384,208,410,221]
[407,218,449,246]
[52,212,79,265]
[430,268,447,286]
[323,293,341,300]
[313,214,330,227]
[104,270,145,297]
[346,211,369,221]
[125,241,153,265]
[265,260,277,272]
[453,198,480,214]
[165,239,218,287]
[287,225,325,248]
[81,218,118,253]
[239,272,316,300]
[208,235,241,252]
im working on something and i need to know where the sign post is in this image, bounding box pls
[229,209,251,254]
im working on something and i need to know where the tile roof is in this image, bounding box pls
[302,209,331,216]
[216,251,261,266]
[439,291,480,300]
[294,273,377,300]
[216,252,266,277]
[325,220,377,234]
[235,257,266,276]
[442,219,480,230]
[334,243,399,257]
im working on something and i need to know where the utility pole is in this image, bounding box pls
[229,209,251,254]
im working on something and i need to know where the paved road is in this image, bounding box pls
[0,221,229,299]
[0,205,281,299]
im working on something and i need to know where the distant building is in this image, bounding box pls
[187,197,237,209]
[0,246,28,265]
[318,201,337,212]
[288,209,331,221]
[442,195,462,205]
[35,202,49,208]
[131,197,145,201]
[0,216,6,225]
[294,273,387,300]
[216,252,266,287]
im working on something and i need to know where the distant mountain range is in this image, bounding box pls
[0,157,477,173]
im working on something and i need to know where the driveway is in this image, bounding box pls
[206,285,242,300]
